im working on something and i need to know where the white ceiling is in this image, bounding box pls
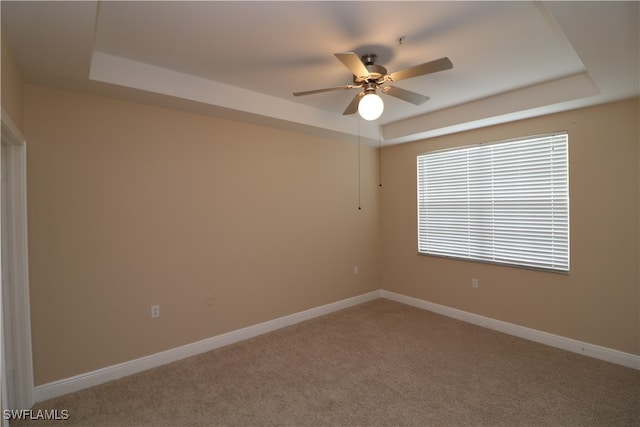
[2,1,638,145]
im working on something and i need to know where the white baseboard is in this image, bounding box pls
[33,290,382,403]
[34,288,639,403]
[380,290,640,371]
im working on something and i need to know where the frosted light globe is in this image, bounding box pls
[358,93,384,121]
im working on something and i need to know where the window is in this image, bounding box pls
[417,133,569,272]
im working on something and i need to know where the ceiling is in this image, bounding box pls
[2,1,638,145]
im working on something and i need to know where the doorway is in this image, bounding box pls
[1,109,34,415]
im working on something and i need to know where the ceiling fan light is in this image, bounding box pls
[358,93,384,121]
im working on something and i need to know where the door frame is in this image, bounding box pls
[1,107,34,413]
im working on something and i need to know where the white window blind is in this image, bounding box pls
[417,133,569,272]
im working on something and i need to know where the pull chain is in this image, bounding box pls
[378,128,383,188]
[357,118,362,210]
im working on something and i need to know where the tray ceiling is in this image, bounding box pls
[2,1,638,145]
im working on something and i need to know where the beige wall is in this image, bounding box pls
[380,98,640,355]
[1,31,25,130]
[24,85,381,385]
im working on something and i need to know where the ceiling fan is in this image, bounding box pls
[293,52,453,120]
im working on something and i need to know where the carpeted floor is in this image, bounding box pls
[13,298,640,426]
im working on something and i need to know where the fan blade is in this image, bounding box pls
[382,86,430,105]
[293,85,358,96]
[388,57,453,82]
[343,92,364,115]
[335,52,370,79]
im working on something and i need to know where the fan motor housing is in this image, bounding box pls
[353,53,387,84]
[354,64,387,84]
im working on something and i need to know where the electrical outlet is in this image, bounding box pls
[151,304,160,318]
[206,294,214,306]
[353,266,359,274]
[472,278,479,288]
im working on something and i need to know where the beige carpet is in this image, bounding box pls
[13,299,640,426]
